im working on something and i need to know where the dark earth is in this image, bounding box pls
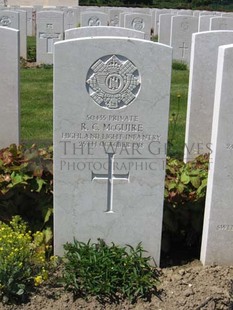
[0,259,232,310]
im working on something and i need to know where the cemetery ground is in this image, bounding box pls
[0,39,233,309]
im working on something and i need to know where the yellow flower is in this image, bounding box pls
[34,275,43,286]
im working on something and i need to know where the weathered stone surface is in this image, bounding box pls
[201,43,233,265]
[0,26,20,148]
[54,37,172,265]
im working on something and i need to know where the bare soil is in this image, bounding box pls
[0,260,232,310]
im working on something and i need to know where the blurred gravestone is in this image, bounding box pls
[201,44,233,265]
[65,26,145,40]
[184,31,233,162]
[0,27,20,148]
[170,15,198,65]
[36,10,64,64]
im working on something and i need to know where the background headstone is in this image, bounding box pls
[54,37,172,265]
[15,9,27,59]
[0,10,19,29]
[184,31,233,162]
[124,13,152,40]
[65,26,145,39]
[177,10,193,16]
[21,6,33,36]
[201,43,233,265]
[80,11,108,27]
[63,8,79,30]
[170,15,198,64]
[108,8,123,27]
[153,8,171,36]
[210,17,233,31]
[36,10,64,64]
[0,26,20,148]
[198,15,214,32]
[158,13,173,45]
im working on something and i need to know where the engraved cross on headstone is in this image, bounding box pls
[179,42,188,58]
[91,153,129,213]
[39,24,61,53]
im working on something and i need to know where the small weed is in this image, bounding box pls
[62,239,160,303]
[172,61,188,71]
[38,64,53,69]
[151,35,158,42]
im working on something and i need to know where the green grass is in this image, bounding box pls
[20,66,53,146]
[21,37,189,157]
[168,66,189,159]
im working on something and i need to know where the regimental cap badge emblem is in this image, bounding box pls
[88,16,101,26]
[0,16,12,27]
[132,17,144,31]
[86,54,141,109]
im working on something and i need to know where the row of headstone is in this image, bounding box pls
[177,30,233,265]
[65,26,145,39]
[1,17,233,266]
[200,43,233,266]
[158,14,233,64]
[1,5,233,65]
[184,30,233,162]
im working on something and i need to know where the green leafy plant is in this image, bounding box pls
[151,35,158,42]
[172,61,188,71]
[0,144,53,243]
[162,154,209,255]
[0,216,50,303]
[27,36,36,62]
[62,239,159,303]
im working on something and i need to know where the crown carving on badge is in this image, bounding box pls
[105,55,121,73]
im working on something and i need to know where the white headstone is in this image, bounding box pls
[198,15,214,32]
[54,37,172,265]
[0,8,27,57]
[210,17,233,31]
[170,15,198,64]
[177,10,193,16]
[80,11,108,27]
[0,10,19,29]
[21,6,33,36]
[119,12,127,27]
[0,27,20,148]
[15,9,27,59]
[36,10,64,64]
[193,11,200,17]
[124,13,152,40]
[158,13,173,46]
[63,8,79,30]
[108,8,123,27]
[153,8,170,36]
[199,11,216,16]
[200,43,233,266]
[65,26,145,40]
[184,31,233,162]
[222,13,233,18]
